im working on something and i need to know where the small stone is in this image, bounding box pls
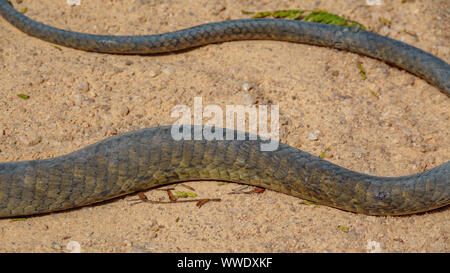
[88,90,97,98]
[20,134,42,146]
[402,128,412,136]
[33,75,44,85]
[73,93,83,105]
[240,93,256,105]
[38,65,48,72]
[307,133,318,141]
[51,241,62,251]
[242,82,252,92]
[162,67,174,75]
[125,60,134,65]
[119,106,130,117]
[307,130,321,141]
[153,98,162,105]
[366,0,383,5]
[113,66,124,73]
[122,240,132,247]
[76,81,89,92]
[148,69,160,78]
[211,3,226,15]
[66,0,81,6]
[104,113,113,121]
[353,148,367,159]
[65,242,79,253]
[280,116,291,125]
[130,246,147,253]
[379,26,391,36]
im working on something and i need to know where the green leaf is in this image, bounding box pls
[337,225,350,233]
[241,10,255,15]
[379,18,392,25]
[10,218,27,222]
[254,11,274,18]
[319,146,331,159]
[17,94,30,100]
[244,9,367,31]
[304,11,328,22]
[368,89,379,99]
[272,10,306,19]
[357,61,367,80]
[174,191,197,198]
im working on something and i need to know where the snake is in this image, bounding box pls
[0,0,449,218]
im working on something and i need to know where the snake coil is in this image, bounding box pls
[0,0,448,217]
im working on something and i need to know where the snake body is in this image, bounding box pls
[0,0,449,217]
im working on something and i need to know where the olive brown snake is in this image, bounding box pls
[0,0,448,217]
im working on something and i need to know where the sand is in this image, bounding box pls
[0,0,448,253]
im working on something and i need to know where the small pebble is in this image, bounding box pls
[66,241,81,253]
[76,81,89,92]
[211,3,226,15]
[242,82,252,92]
[149,69,160,78]
[113,66,124,73]
[119,106,130,117]
[33,75,44,85]
[307,130,321,141]
[122,240,132,247]
[280,116,291,125]
[162,67,174,75]
[379,26,391,36]
[366,0,383,5]
[88,90,97,98]
[240,93,256,105]
[66,0,81,6]
[73,93,83,105]
[20,134,42,146]
[38,65,48,72]
[51,241,62,251]
[130,246,147,253]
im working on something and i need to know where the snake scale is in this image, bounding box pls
[0,0,449,217]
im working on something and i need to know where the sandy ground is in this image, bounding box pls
[0,0,449,253]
